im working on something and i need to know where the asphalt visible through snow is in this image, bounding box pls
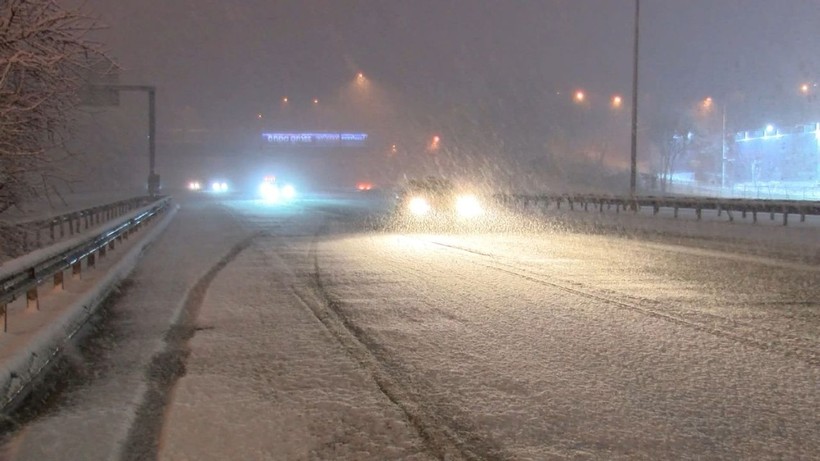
[2,192,818,460]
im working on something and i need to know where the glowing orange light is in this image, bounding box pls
[612,95,622,108]
[282,97,288,103]
[702,97,713,109]
[313,98,319,104]
[574,91,585,102]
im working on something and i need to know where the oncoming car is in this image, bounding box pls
[393,177,488,229]
[258,175,296,202]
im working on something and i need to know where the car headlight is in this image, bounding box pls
[259,182,279,200]
[455,194,483,217]
[407,196,431,215]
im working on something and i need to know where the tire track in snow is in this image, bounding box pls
[295,227,507,461]
[120,232,261,461]
[426,239,819,367]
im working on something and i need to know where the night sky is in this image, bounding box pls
[80,0,819,180]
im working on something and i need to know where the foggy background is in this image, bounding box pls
[64,0,820,194]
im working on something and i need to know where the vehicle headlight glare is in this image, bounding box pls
[408,197,431,215]
[456,194,483,217]
[260,182,279,201]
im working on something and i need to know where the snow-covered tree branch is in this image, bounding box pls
[0,0,110,214]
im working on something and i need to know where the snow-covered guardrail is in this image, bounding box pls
[495,194,820,226]
[0,196,160,260]
[0,196,172,332]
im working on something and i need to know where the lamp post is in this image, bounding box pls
[629,0,640,197]
[701,96,729,193]
[721,102,727,192]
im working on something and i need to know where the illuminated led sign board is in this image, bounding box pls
[262,132,368,147]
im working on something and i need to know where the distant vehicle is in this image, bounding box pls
[394,177,485,224]
[259,175,296,202]
[356,181,374,191]
[209,180,229,193]
[187,180,203,191]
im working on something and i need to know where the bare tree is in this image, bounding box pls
[648,111,695,193]
[0,0,109,214]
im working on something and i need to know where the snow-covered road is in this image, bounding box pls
[3,193,818,460]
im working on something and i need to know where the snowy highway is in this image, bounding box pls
[3,192,818,460]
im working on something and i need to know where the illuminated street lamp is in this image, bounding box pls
[257,113,263,119]
[282,96,288,103]
[611,95,623,108]
[702,96,714,110]
[574,90,585,103]
[800,83,810,95]
[765,123,775,134]
[429,135,441,152]
[313,98,319,104]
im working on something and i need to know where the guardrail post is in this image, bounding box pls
[100,245,107,258]
[782,211,788,226]
[59,220,65,238]
[50,221,55,241]
[26,287,39,312]
[72,261,82,280]
[87,252,96,269]
[753,210,758,223]
[1,304,6,332]
[674,206,679,218]
[696,208,702,220]
[54,271,64,291]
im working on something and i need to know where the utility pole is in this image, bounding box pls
[629,0,640,197]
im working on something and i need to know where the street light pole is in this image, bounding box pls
[629,0,640,197]
[721,102,727,192]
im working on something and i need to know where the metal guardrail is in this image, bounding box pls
[0,196,160,260]
[495,194,820,226]
[0,197,171,332]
